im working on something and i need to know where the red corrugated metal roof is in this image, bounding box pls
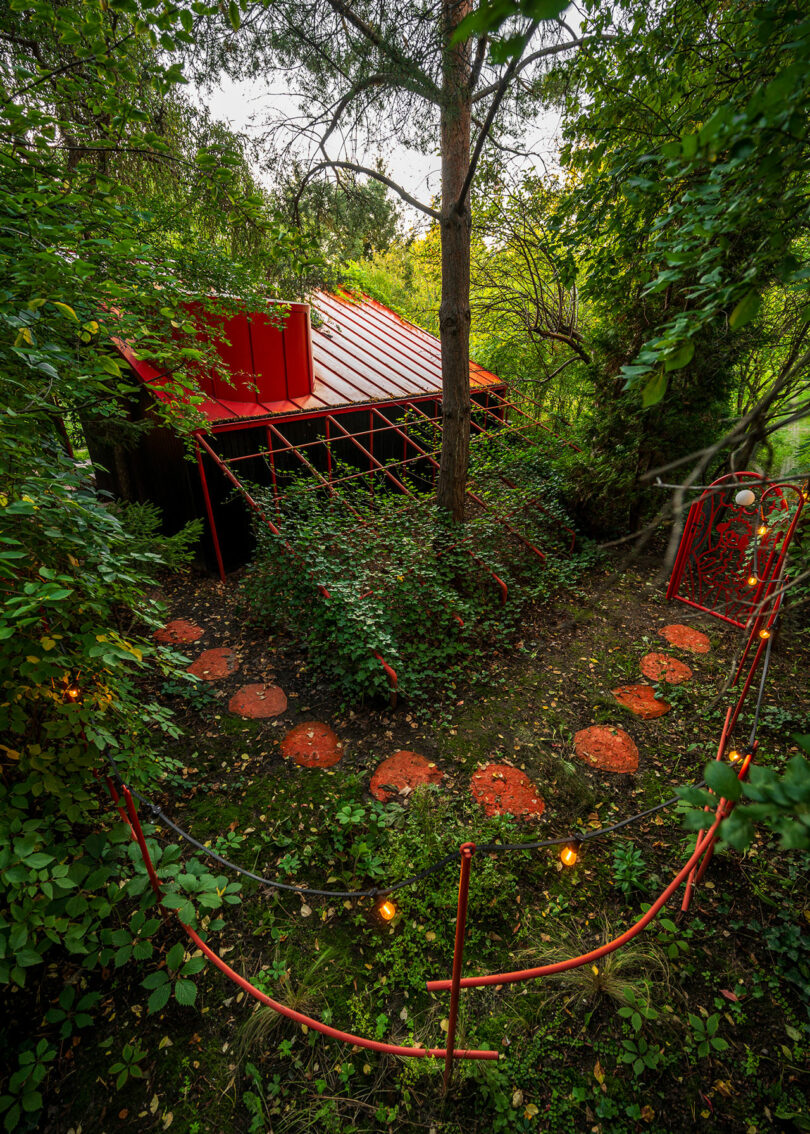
[118,291,503,426]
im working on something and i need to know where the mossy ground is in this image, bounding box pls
[41,554,810,1134]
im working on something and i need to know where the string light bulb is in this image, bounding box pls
[759,628,771,640]
[560,842,579,867]
[747,575,758,587]
[377,899,397,922]
[64,682,80,701]
[728,749,742,764]
[757,525,768,538]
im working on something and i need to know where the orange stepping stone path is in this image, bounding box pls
[612,684,671,719]
[658,624,711,654]
[574,726,639,773]
[470,764,545,819]
[229,683,287,719]
[154,619,204,645]
[187,647,239,680]
[281,722,344,768]
[640,652,693,684]
[370,751,443,802]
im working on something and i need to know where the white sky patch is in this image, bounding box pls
[193,66,567,232]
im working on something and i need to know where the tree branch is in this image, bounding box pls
[323,0,441,103]
[456,22,540,212]
[4,31,135,106]
[471,36,593,104]
[299,160,440,220]
[468,35,488,94]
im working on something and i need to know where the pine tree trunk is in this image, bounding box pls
[436,0,472,523]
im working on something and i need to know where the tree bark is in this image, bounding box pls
[436,0,472,523]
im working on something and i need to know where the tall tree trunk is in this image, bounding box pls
[436,0,472,523]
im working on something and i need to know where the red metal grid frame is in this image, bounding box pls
[193,386,578,702]
[667,471,806,735]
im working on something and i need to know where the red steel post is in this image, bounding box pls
[122,787,163,899]
[443,843,475,1093]
[681,707,732,913]
[693,749,755,886]
[427,815,723,993]
[265,426,280,510]
[195,436,226,583]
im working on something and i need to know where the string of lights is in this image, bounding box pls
[106,756,702,901]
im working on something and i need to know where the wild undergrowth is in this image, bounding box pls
[241,430,601,704]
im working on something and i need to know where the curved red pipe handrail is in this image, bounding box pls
[426,811,723,992]
[107,778,496,1062]
[182,921,495,1061]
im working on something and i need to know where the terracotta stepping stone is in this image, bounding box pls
[574,726,639,774]
[229,683,287,719]
[281,722,343,768]
[640,652,693,684]
[186,647,239,681]
[658,624,710,654]
[612,684,671,719]
[470,764,545,820]
[154,619,204,645]
[370,751,443,802]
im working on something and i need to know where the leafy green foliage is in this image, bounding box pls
[242,432,595,701]
[108,1041,148,1091]
[687,1012,729,1060]
[0,0,318,1121]
[678,741,810,851]
[611,841,647,897]
[553,0,810,389]
[0,1041,56,1133]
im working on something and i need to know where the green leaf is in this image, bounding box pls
[705,761,742,801]
[147,983,172,1014]
[174,979,197,1007]
[52,301,78,321]
[664,339,695,372]
[641,368,668,408]
[142,970,169,990]
[228,1,241,30]
[166,942,184,971]
[729,291,762,330]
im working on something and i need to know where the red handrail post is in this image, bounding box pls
[195,436,227,583]
[443,842,475,1093]
[122,787,163,899]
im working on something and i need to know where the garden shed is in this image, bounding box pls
[92,290,512,575]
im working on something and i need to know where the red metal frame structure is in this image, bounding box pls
[114,290,583,702]
[666,472,806,733]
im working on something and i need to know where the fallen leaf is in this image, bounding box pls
[593,1059,605,1089]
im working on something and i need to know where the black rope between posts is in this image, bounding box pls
[106,755,701,900]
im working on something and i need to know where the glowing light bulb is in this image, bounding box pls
[65,684,80,700]
[728,750,742,764]
[757,525,768,538]
[747,575,758,587]
[759,628,771,640]
[560,843,578,867]
[378,900,397,922]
